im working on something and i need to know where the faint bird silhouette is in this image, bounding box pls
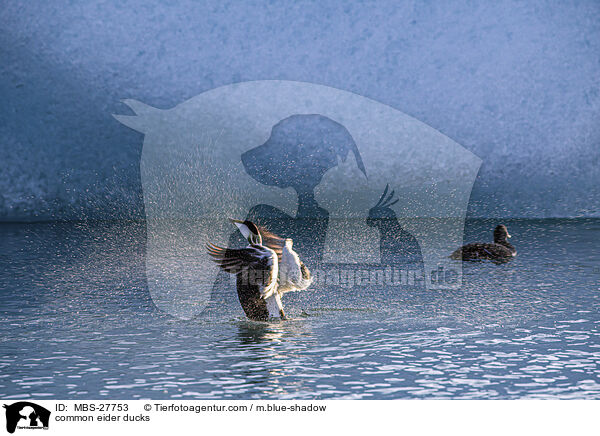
[366,184,423,266]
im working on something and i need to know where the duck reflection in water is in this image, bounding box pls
[233,321,311,397]
[236,321,285,345]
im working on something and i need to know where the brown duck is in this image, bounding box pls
[450,225,516,263]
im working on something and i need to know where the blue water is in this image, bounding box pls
[1,219,599,399]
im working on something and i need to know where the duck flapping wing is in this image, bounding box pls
[206,242,278,298]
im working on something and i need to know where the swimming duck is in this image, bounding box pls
[450,225,516,263]
[207,220,283,321]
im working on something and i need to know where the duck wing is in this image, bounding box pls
[206,243,261,273]
[256,225,313,292]
[206,242,278,298]
[278,246,313,294]
[257,225,284,261]
[294,260,313,290]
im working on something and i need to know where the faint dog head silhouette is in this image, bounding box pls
[241,114,367,196]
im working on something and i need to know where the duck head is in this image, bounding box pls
[493,225,511,244]
[231,219,262,245]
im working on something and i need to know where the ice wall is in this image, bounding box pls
[1,0,599,220]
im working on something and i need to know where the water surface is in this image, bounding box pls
[1,219,599,399]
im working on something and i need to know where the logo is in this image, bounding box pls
[114,80,481,319]
[3,402,50,433]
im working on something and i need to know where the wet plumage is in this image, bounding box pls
[207,220,282,321]
[207,220,312,321]
[261,231,313,295]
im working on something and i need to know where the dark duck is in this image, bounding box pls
[450,224,516,263]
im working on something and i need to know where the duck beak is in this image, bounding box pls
[507,233,511,238]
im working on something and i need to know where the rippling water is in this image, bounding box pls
[1,219,599,399]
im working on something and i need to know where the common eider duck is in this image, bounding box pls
[207,220,282,321]
[206,220,313,321]
[450,224,516,263]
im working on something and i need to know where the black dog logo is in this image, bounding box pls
[3,402,50,434]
